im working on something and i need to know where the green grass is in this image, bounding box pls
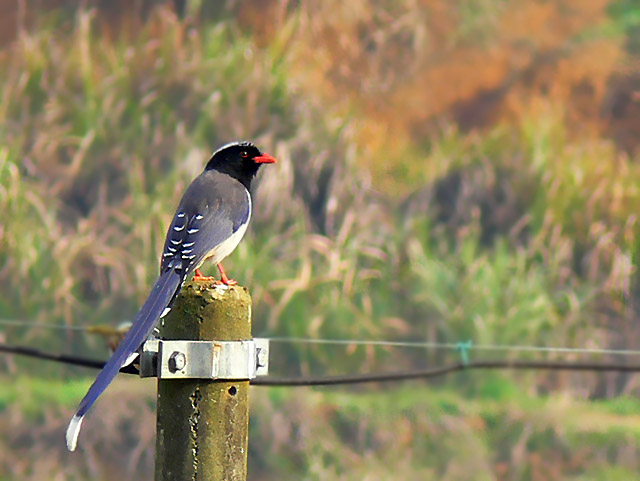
[2,375,640,480]
[0,377,90,418]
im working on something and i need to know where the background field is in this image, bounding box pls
[1,1,640,479]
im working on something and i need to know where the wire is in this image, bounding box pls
[0,318,88,331]
[266,337,640,357]
[1,341,639,386]
[3,318,639,358]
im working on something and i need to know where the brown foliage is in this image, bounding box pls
[3,0,634,168]
[0,0,179,47]
[233,0,636,190]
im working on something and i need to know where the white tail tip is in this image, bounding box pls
[66,414,84,451]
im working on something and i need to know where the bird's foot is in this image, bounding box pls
[216,263,238,286]
[193,269,215,282]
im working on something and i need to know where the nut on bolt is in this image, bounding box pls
[256,347,267,368]
[168,351,187,373]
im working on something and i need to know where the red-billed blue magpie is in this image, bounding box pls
[66,141,276,451]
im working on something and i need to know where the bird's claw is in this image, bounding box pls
[215,263,237,286]
[193,274,216,282]
[193,268,215,282]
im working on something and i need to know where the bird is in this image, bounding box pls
[66,141,276,451]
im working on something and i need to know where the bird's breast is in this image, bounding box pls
[203,219,250,264]
[203,188,252,265]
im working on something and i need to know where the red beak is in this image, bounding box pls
[253,153,277,164]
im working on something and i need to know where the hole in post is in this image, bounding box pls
[228,386,237,396]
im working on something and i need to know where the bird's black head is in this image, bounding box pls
[205,141,277,189]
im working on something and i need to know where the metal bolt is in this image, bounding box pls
[256,347,267,368]
[168,351,187,373]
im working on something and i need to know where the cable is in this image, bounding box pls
[253,360,640,386]
[1,341,639,386]
[0,343,138,374]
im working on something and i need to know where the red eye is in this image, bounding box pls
[240,151,249,158]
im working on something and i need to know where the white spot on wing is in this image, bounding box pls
[174,224,185,232]
[122,351,139,367]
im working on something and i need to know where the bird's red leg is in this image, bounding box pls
[216,263,237,286]
[193,268,215,281]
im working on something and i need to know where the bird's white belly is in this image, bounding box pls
[206,220,249,265]
[202,189,251,267]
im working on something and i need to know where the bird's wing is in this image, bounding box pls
[160,169,251,274]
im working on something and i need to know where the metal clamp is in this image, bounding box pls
[139,338,269,380]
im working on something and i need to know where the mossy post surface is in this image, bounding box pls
[155,281,252,481]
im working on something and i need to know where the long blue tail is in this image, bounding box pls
[66,270,182,451]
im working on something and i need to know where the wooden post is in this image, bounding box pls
[155,281,252,481]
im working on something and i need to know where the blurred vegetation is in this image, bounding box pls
[3,378,640,480]
[0,0,639,479]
